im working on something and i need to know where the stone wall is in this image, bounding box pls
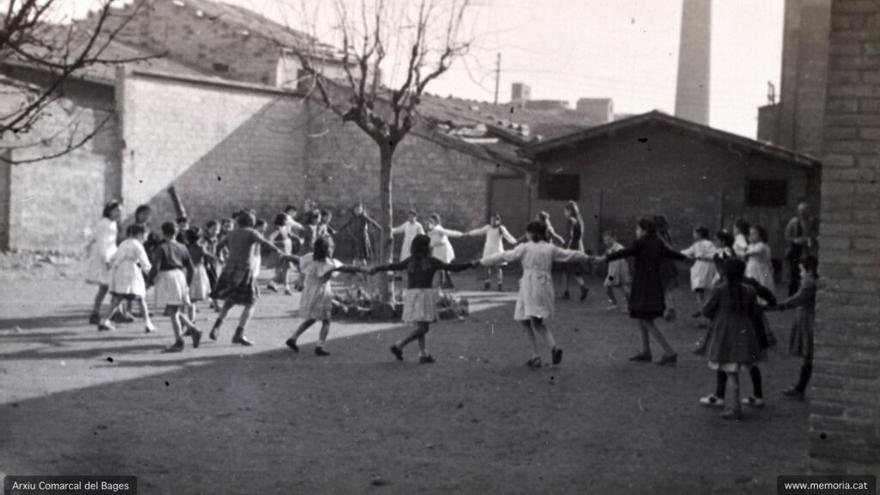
[0,69,121,253]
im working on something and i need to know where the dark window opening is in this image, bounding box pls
[746,179,787,207]
[538,173,580,201]
[212,62,229,73]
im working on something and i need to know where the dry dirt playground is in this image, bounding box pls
[0,259,810,494]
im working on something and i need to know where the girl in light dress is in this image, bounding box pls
[86,200,122,324]
[285,236,362,356]
[267,213,295,295]
[480,221,593,369]
[97,224,155,333]
[680,225,718,326]
[369,235,477,363]
[426,213,464,289]
[184,227,216,323]
[601,231,631,311]
[391,209,425,262]
[465,213,517,291]
[733,218,750,259]
[745,225,774,291]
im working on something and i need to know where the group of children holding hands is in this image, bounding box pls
[86,199,819,421]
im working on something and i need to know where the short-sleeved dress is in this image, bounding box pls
[428,225,462,263]
[780,275,818,361]
[703,282,764,372]
[150,240,194,311]
[681,239,717,290]
[187,242,212,302]
[298,254,343,320]
[745,242,774,290]
[482,242,591,321]
[109,238,151,300]
[211,228,271,305]
[604,242,632,288]
[85,217,118,286]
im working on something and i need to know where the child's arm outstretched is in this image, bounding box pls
[551,245,593,264]
[774,279,817,311]
[464,225,490,237]
[500,226,517,245]
[480,244,526,266]
[368,260,409,275]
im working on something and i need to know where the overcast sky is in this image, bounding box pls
[66,0,785,138]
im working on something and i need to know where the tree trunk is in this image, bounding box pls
[168,186,187,219]
[378,144,395,301]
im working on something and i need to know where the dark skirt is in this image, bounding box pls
[629,310,663,321]
[205,261,218,288]
[660,260,679,290]
[788,309,814,361]
[211,263,259,306]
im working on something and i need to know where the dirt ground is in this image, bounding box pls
[0,259,811,494]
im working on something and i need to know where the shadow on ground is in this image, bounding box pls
[0,276,810,494]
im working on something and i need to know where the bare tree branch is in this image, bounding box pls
[1,0,156,163]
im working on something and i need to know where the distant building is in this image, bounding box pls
[515,111,820,258]
[576,98,614,125]
[756,0,831,157]
[510,82,531,106]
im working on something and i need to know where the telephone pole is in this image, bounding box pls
[493,52,501,105]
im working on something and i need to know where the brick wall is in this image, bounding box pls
[118,72,307,226]
[98,0,279,85]
[809,0,880,474]
[532,124,819,256]
[0,71,121,253]
[299,101,517,259]
[118,71,517,260]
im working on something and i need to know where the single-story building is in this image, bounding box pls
[511,111,822,259]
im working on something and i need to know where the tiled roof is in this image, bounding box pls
[177,0,337,56]
[416,94,595,142]
[0,23,206,84]
[525,110,821,167]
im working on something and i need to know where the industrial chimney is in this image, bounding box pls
[674,0,711,125]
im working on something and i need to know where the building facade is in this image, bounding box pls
[809,0,880,474]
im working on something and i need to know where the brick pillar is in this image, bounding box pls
[810,0,880,474]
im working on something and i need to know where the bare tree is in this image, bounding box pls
[284,0,472,300]
[0,0,150,163]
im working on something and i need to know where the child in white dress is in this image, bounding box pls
[426,213,464,289]
[286,236,362,356]
[733,218,750,259]
[86,200,121,324]
[98,224,155,332]
[480,221,592,368]
[466,213,517,291]
[681,225,718,324]
[602,232,631,311]
[391,209,425,261]
[745,225,774,291]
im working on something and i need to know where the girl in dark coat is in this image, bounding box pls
[339,203,381,265]
[601,217,686,365]
[702,258,765,420]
